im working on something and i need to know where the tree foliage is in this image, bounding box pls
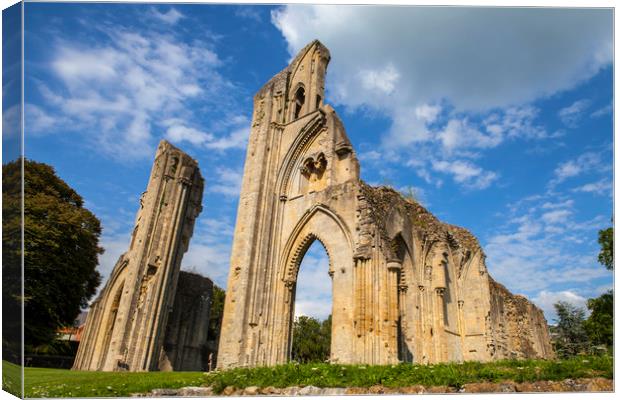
[552,301,589,357]
[3,159,103,348]
[582,223,613,351]
[208,284,226,344]
[291,315,331,363]
[3,159,23,359]
[597,226,613,270]
[584,290,613,347]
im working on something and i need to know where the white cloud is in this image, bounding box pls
[532,290,588,323]
[437,118,500,152]
[551,151,607,185]
[415,104,441,124]
[572,179,612,196]
[2,104,20,138]
[33,24,236,161]
[182,242,232,286]
[591,104,612,118]
[541,209,571,224]
[432,159,497,189]
[25,103,62,133]
[273,6,611,112]
[164,122,213,146]
[92,232,131,300]
[234,7,263,23]
[149,7,185,25]
[485,192,611,304]
[558,99,591,128]
[359,64,400,95]
[210,167,243,197]
[206,126,249,151]
[181,214,236,288]
[272,6,611,190]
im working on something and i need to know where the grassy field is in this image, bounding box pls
[203,355,614,393]
[2,360,22,397]
[2,361,204,398]
[1,355,613,397]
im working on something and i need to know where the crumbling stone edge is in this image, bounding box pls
[135,378,612,396]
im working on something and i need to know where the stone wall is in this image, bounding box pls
[159,271,213,371]
[488,278,554,359]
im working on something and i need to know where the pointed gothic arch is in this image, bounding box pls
[273,204,355,364]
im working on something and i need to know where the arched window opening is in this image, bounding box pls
[316,95,322,109]
[98,281,124,369]
[392,235,414,363]
[293,87,305,120]
[290,240,332,363]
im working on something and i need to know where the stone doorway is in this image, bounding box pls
[289,240,332,363]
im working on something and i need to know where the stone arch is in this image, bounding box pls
[276,112,326,198]
[389,233,415,363]
[87,258,128,369]
[292,85,306,120]
[96,277,125,370]
[284,232,332,286]
[276,204,356,364]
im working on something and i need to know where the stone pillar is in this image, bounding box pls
[386,260,401,363]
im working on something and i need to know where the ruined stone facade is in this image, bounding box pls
[217,40,553,369]
[159,271,213,372]
[73,140,205,371]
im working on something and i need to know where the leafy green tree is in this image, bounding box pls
[552,301,589,357]
[597,226,613,270]
[291,315,331,363]
[582,223,613,352]
[3,159,23,360]
[3,159,103,348]
[208,284,226,344]
[584,290,613,347]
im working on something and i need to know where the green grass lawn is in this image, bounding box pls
[2,355,613,398]
[3,361,204,398]
[2,360,22,398]
[204,355,614,394]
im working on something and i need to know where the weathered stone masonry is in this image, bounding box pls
[217,40,553,369]
[73,140,206,371]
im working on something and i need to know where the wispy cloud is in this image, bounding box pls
[550,150,609,186]
[149,7,185,25]
[558,99,591,128]
[572,178,612,196]
[210,167,243,197]
[485,190,611,320]
[590,103,612,118]
[272,6,611,192]
[234,6,263,23]
[31,19,240,161]
[532,290,588,323]
[432,159,497,190]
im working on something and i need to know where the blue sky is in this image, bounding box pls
[15,3,613,322]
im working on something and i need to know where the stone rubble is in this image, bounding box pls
[140,378,612,396]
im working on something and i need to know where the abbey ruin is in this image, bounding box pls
[73,141,208,372]
[217,40,553,368]
[74,41,553,372]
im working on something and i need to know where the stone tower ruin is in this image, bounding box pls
[73,140,205,371]
[217,40,553,369]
